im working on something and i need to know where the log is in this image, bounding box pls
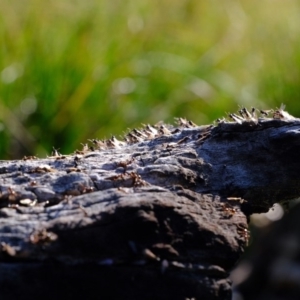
[0,108,299,299]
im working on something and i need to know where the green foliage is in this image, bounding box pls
[0,0,300,158]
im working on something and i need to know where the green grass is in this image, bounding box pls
[0,0,300,158]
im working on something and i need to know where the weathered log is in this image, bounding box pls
[0,109,299,299]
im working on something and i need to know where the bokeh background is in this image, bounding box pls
[0,0,300,159]
[1,1,300,296]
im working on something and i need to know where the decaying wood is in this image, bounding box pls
[0,107,299,299]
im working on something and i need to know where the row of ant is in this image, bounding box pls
[106,171,147,188]
[218,104,294,125]
[220,197,251,246]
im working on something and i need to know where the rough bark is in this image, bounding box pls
[0,112,299,299]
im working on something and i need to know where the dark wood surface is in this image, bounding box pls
[0,111,299,299]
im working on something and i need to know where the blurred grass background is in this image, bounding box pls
[0,0,300,159]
